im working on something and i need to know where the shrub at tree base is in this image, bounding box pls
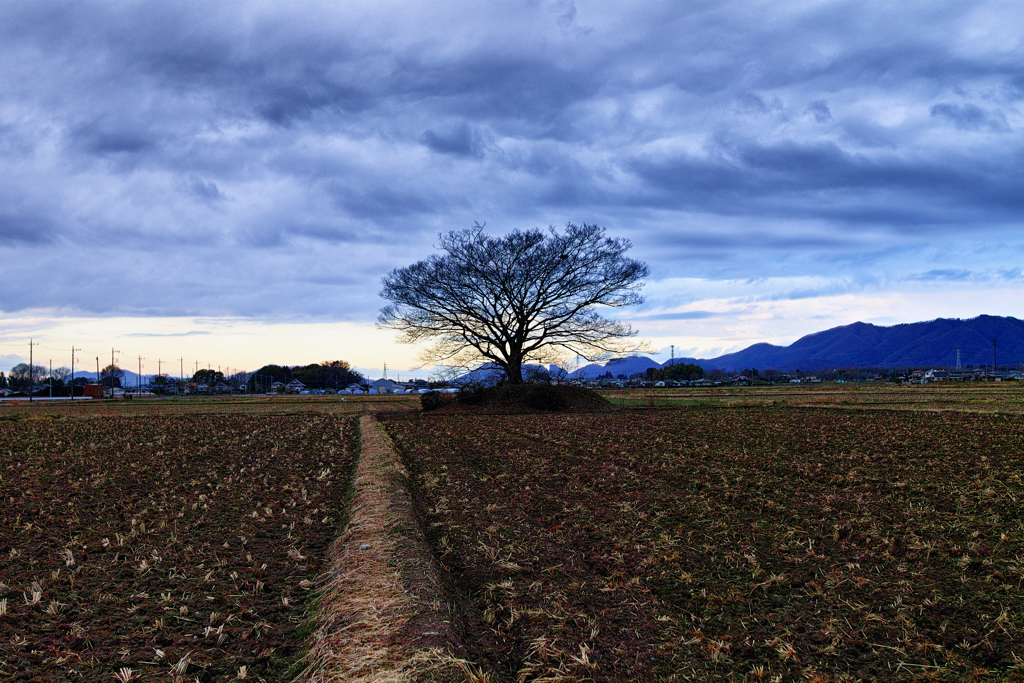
[420,390,457,412]
[428,384,613,414]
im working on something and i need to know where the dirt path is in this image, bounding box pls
[296,414,485,683]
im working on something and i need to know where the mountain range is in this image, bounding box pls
[64,315,1021,384]
[573,315,1023,376]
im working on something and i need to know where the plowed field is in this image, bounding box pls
[382,407,1024,682]
[0,412,357,682]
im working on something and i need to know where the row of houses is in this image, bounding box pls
[918,369,1023,382]
[274,378,435,394]
[153,377,426,395]
[2,376,443,399]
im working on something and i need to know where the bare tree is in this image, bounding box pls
[9,363,47,391]
[378,223,649,384]
[50,366,71,383]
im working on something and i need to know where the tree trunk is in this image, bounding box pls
[505,357,524,384]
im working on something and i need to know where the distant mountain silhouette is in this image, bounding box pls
[460,316,1022,381]
[571,356,663,379]
[700,315,1023,371]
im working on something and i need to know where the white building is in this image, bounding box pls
[369,378,397,394]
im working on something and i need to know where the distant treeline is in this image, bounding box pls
[645,362,705,381]
[247,361,364,391]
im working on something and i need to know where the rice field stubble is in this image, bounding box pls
[381,406,1024,682]
[0,409,359,682]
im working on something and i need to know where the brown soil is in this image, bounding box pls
[381,406,1024,682]
[0,412,358,682]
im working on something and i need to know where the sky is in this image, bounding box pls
[1,0,1023,379]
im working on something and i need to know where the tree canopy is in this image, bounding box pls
[192,369,225,385]
[50,366,71,383]
[645,362,705,382]
[100,364,124,389]
[247,361,363,391]
[8,363,47,390]
[291,360,363,389]
[378,223,649,384]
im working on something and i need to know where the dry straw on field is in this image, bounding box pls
[296,415,487,683]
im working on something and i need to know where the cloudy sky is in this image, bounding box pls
[1,0,1022,377]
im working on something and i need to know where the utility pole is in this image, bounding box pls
[71,346,78,399]
[111,348,117,399]
[49,359,52,398]
[28,339,38,403]
[178,358,184,395]
[670,345,674,367]
[138,355,143,395]
[994,338,998,376]
[96,357,99,390]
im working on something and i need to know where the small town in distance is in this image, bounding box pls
[2,314,1021,400]
[1,345,1019,401]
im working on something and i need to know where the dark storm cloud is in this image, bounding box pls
[0,213,54,246]
[328,184,437,221]
[422,122,488,157]
[808,101,832,123]
[184,176,226,202]
[632,134,1024,227]
[930,103,1010,132]
[0,0,1021,318]
[71,121,156,156]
